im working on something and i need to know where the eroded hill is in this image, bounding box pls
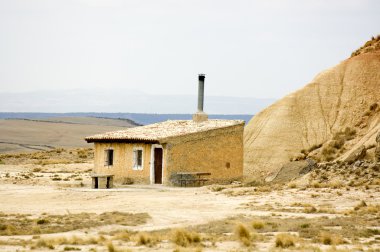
[244,37,380,180]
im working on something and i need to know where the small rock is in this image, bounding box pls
[345,145,367,164]
[231,181,241,185]
[354,161,362,167]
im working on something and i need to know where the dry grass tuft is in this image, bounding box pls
[291,203,317,213]
[354,200,367,210]
[304,206,317,213]
[135,232,160,247]
[36,239,55,249]
[234,223,251,246]
[107,242,116,252]
[63,246,81,251]
[310,127,357,161]
[113,230,131,242]
[275,233,297,248]
[171,229,201,247]
[351,35,380,57]
[319,232,345,245]
[29,235,103,249]
[352,203,380,215]
[0,147,94,165]
[251,220,264,230]
[288,182,297,189]
[0,212,149,235]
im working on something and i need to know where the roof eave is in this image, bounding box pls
[85,138,159,144]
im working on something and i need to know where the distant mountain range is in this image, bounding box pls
[0,88,275,115]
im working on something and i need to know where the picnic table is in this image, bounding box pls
[177,172,211,187]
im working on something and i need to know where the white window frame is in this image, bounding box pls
[104,148,114,167]
[132,147,144,170]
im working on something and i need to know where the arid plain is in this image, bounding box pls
[0,140,379,251]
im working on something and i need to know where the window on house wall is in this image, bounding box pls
[133,148,143,170]
[104,149,114,166]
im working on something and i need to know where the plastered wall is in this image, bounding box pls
[93,142,152,184]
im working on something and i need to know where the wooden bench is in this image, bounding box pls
[91,174,114,189]
[177,172,211,187]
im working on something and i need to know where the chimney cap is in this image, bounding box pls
[198,73,205,77]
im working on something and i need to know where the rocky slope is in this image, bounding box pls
[244,37,380,180]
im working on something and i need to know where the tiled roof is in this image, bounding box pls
[85,120,244,142]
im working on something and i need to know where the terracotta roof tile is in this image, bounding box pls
[85,119,244,142]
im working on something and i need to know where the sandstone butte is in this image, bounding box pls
[244,36,380,180]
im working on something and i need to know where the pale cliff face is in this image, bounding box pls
[244,51,380,179]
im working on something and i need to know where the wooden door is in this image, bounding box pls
[154,148,163,184]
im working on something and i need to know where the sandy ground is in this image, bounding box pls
[0,182,251,232]
[0,163,379,251]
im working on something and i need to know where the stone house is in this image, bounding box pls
[85,119,244,186]
[84,74,244,187]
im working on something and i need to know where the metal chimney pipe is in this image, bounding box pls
[197,74,205,112]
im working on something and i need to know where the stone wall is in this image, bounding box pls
[93,142,152,184]
[164,124,244,185]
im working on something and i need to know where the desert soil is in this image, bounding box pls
[0,160,379,251]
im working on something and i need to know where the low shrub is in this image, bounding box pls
[107,242,116,252]
[35,239,55,249]
[114,231,131,241]
[304,206,317,213]
[275,233,296,248]
[235,223,251,246]
[136,232,153,246]
[300,223,310,229]
[252,220,264,230]
[288,182,297,189]
[319,232,344,245]
[354,200,367,210]
[171,229,201,247]
[36,219,49,225]
[64,247,81,251]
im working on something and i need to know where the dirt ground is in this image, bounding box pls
[0,163,250,230]
[0,160,379,251]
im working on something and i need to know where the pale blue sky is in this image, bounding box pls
[0,0,379,99]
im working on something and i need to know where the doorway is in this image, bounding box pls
[94,177,98,189]
[154,148,163,184]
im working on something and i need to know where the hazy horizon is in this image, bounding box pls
[1,0,379,113]
[0,88,275,114]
